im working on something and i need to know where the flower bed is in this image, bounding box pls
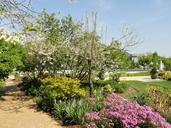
[84,93,171,128]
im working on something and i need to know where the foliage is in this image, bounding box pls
[133,93,149,106]
[21,77,41,91]
[0,38,25,80]
[35,86,56,112]
[112,83,129,93]
[0,80,5,96]
[102,84,113,95]
[158,72,165,79]
[162,58,171,71]
[20,76,41,98]
[150,67,158,74]
[86,80,129,93]
[109,72,121,82]
[164,72,171,81]
[137,52,171,71]
[54,96,104,125]
[22,11,136,96]
[120,71,149,77]
[35,76,86,112]
[54,99,89,125]
[146,86,171,117]
[0,80,5,87]
[133,86,171,118]
[167,117,171,124]
[22,11,82,78]
[138,52,160,69]
[84,93,171,128]
[41,76,86,100]
[150,67,158,79]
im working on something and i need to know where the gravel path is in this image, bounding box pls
[120,76,164,82]
[0,78,63,128]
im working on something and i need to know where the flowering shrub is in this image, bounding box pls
[41,76,86,100]
[36,76,86,111]
[164,72,171,81]
[84,93,171,128]
[146,86,171,117]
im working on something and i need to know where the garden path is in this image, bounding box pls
[120,76,164,82]
[0,77,63,128]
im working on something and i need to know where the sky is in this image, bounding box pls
[31,0,171,57]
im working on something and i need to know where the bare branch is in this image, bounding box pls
[0,0,35,28]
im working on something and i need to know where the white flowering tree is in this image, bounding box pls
[0,0,33,27]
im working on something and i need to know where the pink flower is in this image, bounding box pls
[84,93,171,128]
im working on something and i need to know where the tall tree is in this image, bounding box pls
[0,38,24,80]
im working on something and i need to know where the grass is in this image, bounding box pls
[0,81,5,97]
[0,80,5,88]
[120,71,150,77]
[121,80,171,92]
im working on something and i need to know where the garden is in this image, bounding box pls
[1,1,171,128]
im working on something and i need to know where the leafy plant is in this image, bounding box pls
[0,80,5,96]
[41,76,86,100]
[35,76,86,112]
[36,86,56,112]
[109,73,121,82]
[0,38,25,80]
[112,83,129,93]
[0,80,5,87]
[133,93,148,106]
[54,99,89,125]
[164,72,171,81]
[146,86,171,117]
[150,67,158,79]
[54,95,104,125]
[19,77,41,102]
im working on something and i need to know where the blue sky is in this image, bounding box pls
[32,0,171,57]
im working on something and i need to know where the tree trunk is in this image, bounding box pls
[88,59,93,97]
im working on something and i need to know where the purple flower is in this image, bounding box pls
[84,93,171,128]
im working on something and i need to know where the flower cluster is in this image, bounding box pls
[84,93,171,128]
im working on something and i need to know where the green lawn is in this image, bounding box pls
[120,71,150,77]
[121,80,171,93]
[120,80,171,99]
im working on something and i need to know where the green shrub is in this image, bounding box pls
[26,86,39,97]
[36,86,56,112]
[158,72,165,79]
[0,80,5,96]
[20,77,41,97]
[0,80,5,88]
[111,83,129,93]
[36,76,86,112]
[167,116,171,124]
[54,96,104,125]
[140,122,156,128]
[102,84,113,96]
[91,80,129,93]
[133,93,148,105]
[109,73,121,82]
[54,99,89,125]
[94,80,117,87]
[21,77,41,91]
